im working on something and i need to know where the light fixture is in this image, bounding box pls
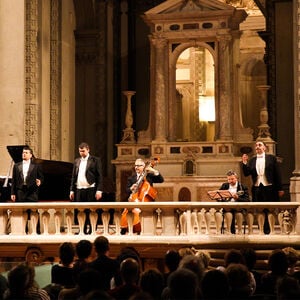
[199,96,215,122]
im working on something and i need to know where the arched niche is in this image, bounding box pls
[172,43,216,142]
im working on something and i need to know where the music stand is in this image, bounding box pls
[207,190,233,202]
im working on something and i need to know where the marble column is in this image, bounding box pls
[217,34,233,141]
[152,37,168,142]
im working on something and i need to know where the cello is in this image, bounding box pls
[120,158,160,233]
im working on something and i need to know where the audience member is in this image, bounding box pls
[276,275,300,300]
[3,263,50,300]
[0,274,7,300]
[51,242,75,288]
[109,258,140,300]
[217,248,245,272]
[260,249,289,296]
[73,239,92,284]
[163,249,181,285]
[225,263,253,299]
[113,246,142,288]
[195,249,212,273]
[139,268,164,300]
[282,246,300,281]
[162,268,200,300]
[88,236,119,291]
[201,269,229,300]
[178,254,205,284]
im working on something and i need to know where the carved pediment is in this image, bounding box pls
[144,0,247,34]
[145,0,235,15]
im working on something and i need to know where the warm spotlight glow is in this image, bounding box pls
[199,96,215,121]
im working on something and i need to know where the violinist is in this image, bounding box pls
[121,158,164,235]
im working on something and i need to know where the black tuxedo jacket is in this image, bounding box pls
[70,155,103,192]
[219,182,250,202]
[11,160,44,201]
[242,154,282,192]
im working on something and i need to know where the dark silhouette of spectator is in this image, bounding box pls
[3,263,50,300]
[163,249,181,285]
[216,248,245,272]
[260,249,289,296]
[0,274,8,300]
[113,246,142,288]
[226,263,253,299]
[276,275,300,300]
[88,236,119,291]
[109,258,140,300]
[162,268,200,300]
[51,242,75,288]
[241,247,262,294]
[129,291,153,300]
[73,239,92,284]
[58,268,103,299]
[282,246,300,282]
[178,254,205,284]
[195,249,212,273]
[84,289,114,300]
[139,268,164,300]
[201,269,229,300]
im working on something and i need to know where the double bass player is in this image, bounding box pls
[121,158,164,235]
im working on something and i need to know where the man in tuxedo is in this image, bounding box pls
[11,146,43,234]
[242,141,284,234]
[11,146,43,202]
[70,142,103,234]
[219,170,249,234]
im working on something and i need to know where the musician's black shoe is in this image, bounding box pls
[121,228,127,235]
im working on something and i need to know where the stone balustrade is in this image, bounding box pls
[0,202,299,237]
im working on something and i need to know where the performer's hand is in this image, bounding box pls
[130,184,137,192]
[242,154,248,164]
[36,179,41,186]
[278,190,284,198]
[11,195,16,202]
[95,191,102,201]
[69,191,74,201]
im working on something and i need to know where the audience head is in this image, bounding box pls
[164,249,181,272]
[282,246,299,269]
[225,263,253,298]
[178,247,195,258]
[167,268,200,300]
[224,249,245,268]
[201,269,229,300]
[195,250,211,270]
[78,268,103,296]
[240,247,257,271]
[59,242,75,266]
[120,258,140,284]
[178,254,205,283]
[268,249,289,276]
[139,268,164,300]
[94,236,110,255]
[276,275,300,300]
[76,239,92,260]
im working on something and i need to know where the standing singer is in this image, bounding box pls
[121,158,164,235]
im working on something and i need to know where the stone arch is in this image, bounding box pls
[178,187,191,201]
[169,42,217,141]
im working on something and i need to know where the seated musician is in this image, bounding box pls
[219,170,250,234]
[121,158,164,235]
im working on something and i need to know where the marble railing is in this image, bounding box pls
[0,202,299,236]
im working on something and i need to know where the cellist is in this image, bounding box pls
[120,158,164,235]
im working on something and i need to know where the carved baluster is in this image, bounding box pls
[41,210,50,235]
[197,209,204,234]
[127,210,134,235]
[54,210,62,235]
[77,209,86,235]
[191,209,198,234]
[114,210,121,236]
[65,209,73,235]
[90,209,98,235]
[179,212,187,235]
[214,209,223,234]
[30,210,39,235]
[204,209,212,234]
[268,209,276,235]
[101,210,110,235]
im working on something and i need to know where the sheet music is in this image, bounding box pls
[207,190,233,201]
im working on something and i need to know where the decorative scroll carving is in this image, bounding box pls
[25,0,39,154]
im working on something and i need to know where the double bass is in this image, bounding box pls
[120,158,160,232]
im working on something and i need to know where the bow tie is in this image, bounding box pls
[257,155,264,158]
